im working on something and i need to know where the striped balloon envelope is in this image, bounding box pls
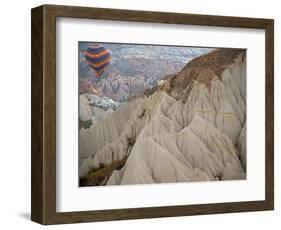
[84,44,111,77]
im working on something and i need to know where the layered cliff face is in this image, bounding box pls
[96,74,150,102]
[79,49,246,186]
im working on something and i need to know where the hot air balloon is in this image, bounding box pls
[84,44,111,77]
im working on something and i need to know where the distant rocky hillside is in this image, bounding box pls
[95,74,150,102]
[79,48,246,186]
[79,43,212,102]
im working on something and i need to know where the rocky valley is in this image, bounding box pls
[79,48,247,186]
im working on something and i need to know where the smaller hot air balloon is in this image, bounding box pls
[84,44,111,77]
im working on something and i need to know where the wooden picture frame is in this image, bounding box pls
[31,4,274,225]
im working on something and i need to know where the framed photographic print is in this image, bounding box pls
[31,4,274,225]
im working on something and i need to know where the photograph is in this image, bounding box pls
[29,3,274,225]
[78,42,247,187]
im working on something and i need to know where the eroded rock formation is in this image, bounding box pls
[79,49,247,186]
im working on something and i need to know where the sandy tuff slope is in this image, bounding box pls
[79,49,246,185]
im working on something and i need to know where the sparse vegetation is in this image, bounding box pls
[79,119,92,130]
[80,155,128,186]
